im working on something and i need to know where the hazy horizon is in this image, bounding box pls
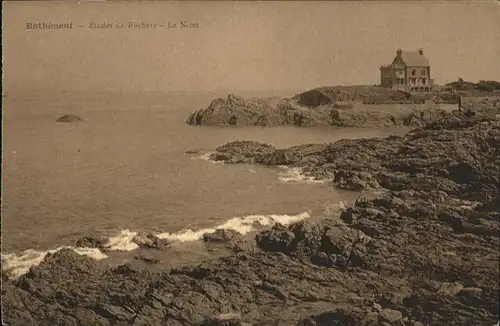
[3,1,500,93]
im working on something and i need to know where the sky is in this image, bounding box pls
[3,1,500,93]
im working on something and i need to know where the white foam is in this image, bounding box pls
[1,246,108,279]
[322,201,348,215]
[156,211,311,242]
[1,211,311,278]
[277,166,326,184]
[106,229,139,251]
[198,153,326,182]
[195,152,225,165]
[199,153,213,161]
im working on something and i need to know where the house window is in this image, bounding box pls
[421,78,426,85]
[421,69,426,76]
[412,69,416,76]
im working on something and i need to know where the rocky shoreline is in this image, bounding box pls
[2,114,499,325]
[185,88,500,128]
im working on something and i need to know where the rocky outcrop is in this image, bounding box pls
[210,140,276,164]
[185,92,421,128]
[75,233,109,249]
[186,87,500,128]
[2,114,499,325]
[56,114,83,123]
[202,229,242,243]
[132,232,171,250]
[186,94,285,126]
[211,115,500,200]
[201,312,244,326]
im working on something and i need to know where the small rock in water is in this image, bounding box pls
[56,114,83,123]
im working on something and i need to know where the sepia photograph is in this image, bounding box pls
[1,1,500,325]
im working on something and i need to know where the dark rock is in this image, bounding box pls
[297,308,358,326]
[255,149,303,165]
[75,233,109,249]
[210,141,276,164]
[362,311,380,324]
[186,94,284,126]
[202,229,241,243]
[185,149,202,154]
[132,232,171,250]
[256,223,295,252]
[134,255,160,264]
[477,197,500,212]
[457,287,483,299]
[93,302,135,321]
[56,114,83,123]
[378,309,403,323]
[201,313,242,326]
[437,281,464,296]
[24,248,97,280]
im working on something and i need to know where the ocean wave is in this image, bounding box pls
[156,211,311,242]
[1,211,311,279]
[106,211,311,249]
[277,166,326,184]
[1,247,107,279]
[106,229,140,251]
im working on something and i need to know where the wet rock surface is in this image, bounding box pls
[133,232,171,250]
[3,115,499,325]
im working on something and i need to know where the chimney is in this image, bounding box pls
[397,48,402,56]
[418,48,424,55]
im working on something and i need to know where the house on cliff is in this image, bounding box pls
[380,48,434,93]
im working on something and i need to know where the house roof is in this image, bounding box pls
[400,51,430,67]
